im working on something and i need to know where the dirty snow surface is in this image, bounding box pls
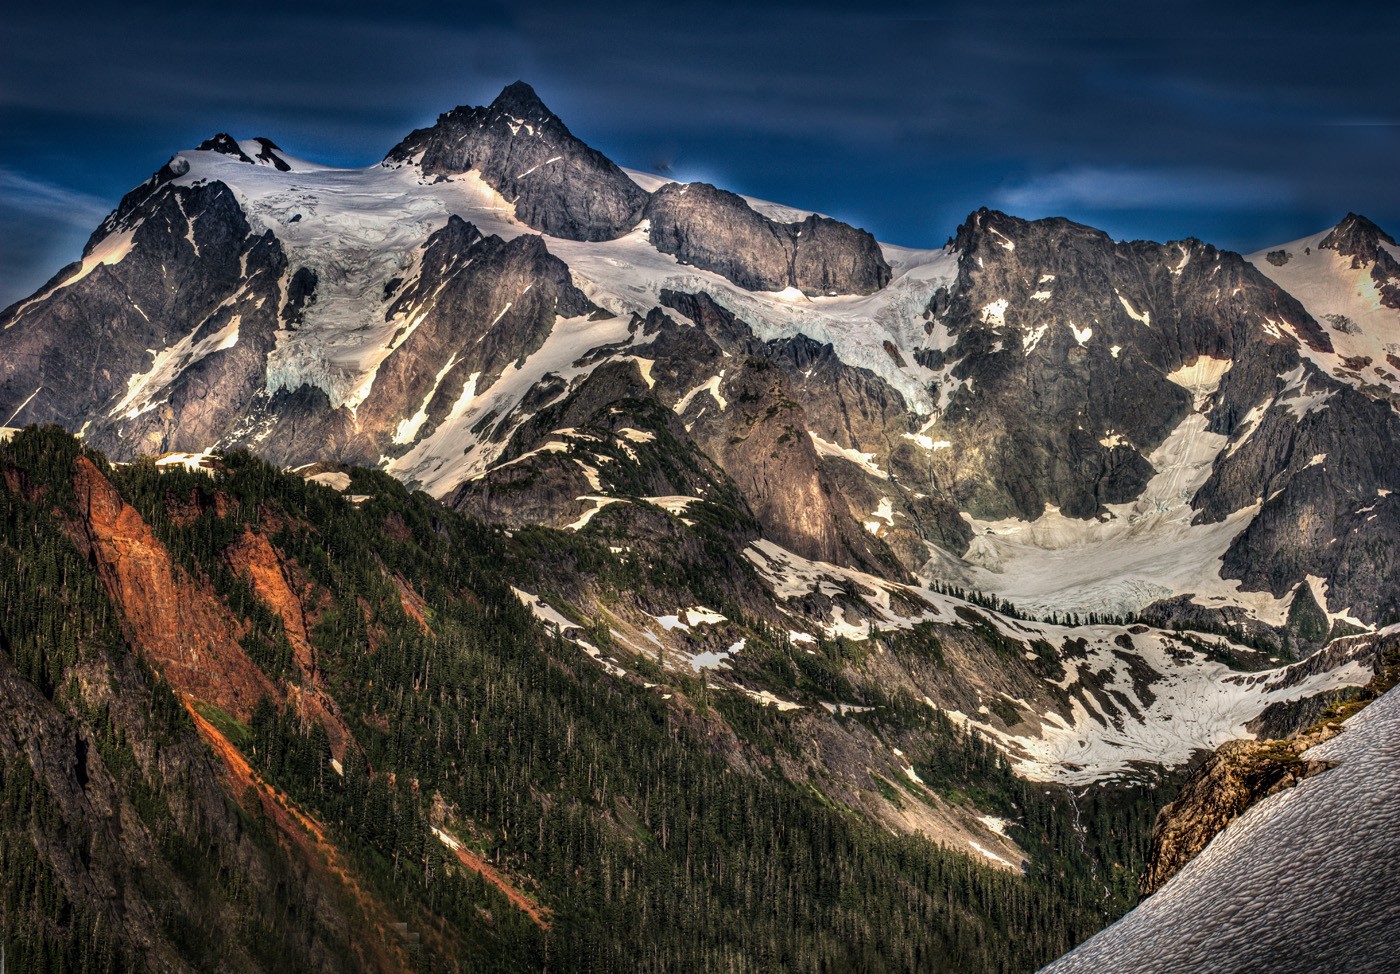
[1040,685,1400,973]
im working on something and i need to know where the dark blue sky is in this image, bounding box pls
[3,0,1397,308]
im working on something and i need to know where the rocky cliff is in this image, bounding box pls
[645,181,891,295]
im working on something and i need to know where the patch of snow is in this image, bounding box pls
[1116,291,1151,326]
[684,606,726,626]
[510,587,579,631]
[967,840,1014,868]
[674,372,728,413]
[309,470,352,491]
[564,495,622,530]
[981,298,1009,325]
[809,432,889,479]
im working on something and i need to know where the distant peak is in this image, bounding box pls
[489,80,553,120]
[1320,213,1396,258]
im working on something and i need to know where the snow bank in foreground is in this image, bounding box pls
[1041,685,1400,973]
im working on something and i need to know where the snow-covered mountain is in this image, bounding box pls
[2,81,1397,789]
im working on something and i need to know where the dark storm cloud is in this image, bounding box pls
[2,0,1396,307]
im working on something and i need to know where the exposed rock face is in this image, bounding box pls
[900,208,1400,625]
[387,81,648,242]
[703,357,899,572]
[65,456,275,719]
[925,208,1325,522]
[345,217,600,465]
[645,181,891,295]
[451,357,740,531]
[653,291,909,575]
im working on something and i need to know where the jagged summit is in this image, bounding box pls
[386,80,648,241]
[1320,212,1397,258]
[197,133,246,157]
[488,79,555,121]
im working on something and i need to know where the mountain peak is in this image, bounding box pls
[194,133,291,171]
[196,133,250,160]
[384,83,646,242]
[1320,212,1396,256]
[488,80,553,121]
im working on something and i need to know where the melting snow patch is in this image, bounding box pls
[309,470,352,491]
[978,815,1012,837]
[684,606,726,626]
[821,702,875,716]
[981,298,1009,325]
[155,452,218,474]
[967,840,1014,868]
[903,433,953,451]
[739,687,803,711]
[510,588,579,631]
[564,495,622,531]
[809,432,889,479]
[674,372,728,413]
[1116,292,1151,325]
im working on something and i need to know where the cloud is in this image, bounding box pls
[0,167,112,226]
[994,166,1294,213]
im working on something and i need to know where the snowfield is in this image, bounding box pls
[746,537,1375,783]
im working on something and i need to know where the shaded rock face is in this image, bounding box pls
[927,209,1324,522]
[344,216,600,465]
[903,208,1400,624]
[653,291,910,575]
[700,357,898,572]
[1196,382,1400,625]
[452,290,910,576]
[645,182,891,295]
[387,81,648,242]
[452,358,744,531]
[193,134,292,171]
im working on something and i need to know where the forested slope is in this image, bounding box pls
[0,426,1174,973]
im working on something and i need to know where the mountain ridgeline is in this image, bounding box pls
[1,81,1398,973]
